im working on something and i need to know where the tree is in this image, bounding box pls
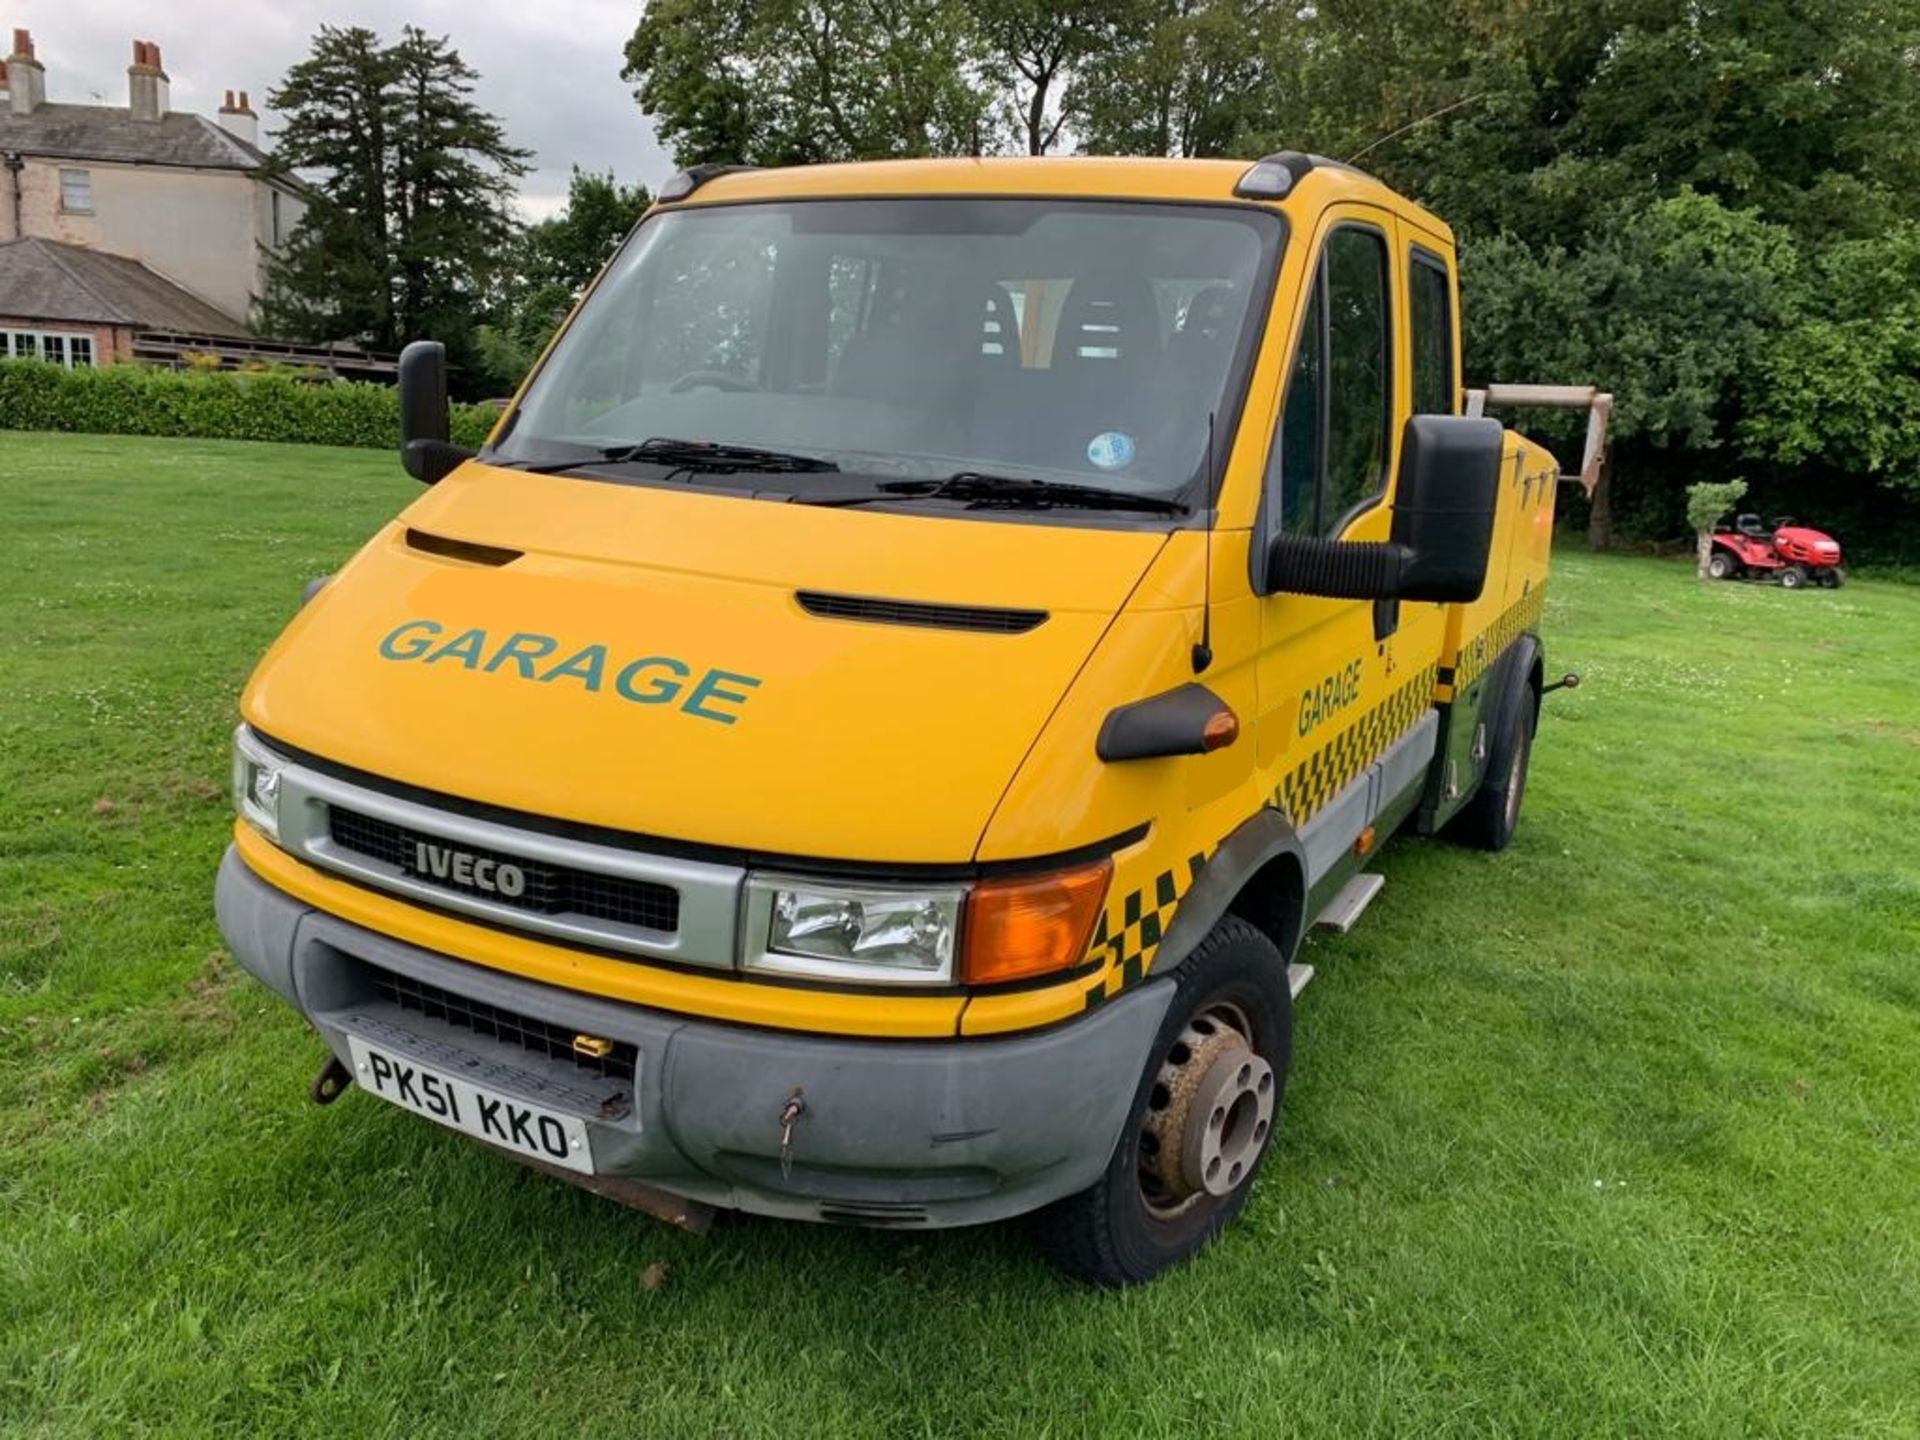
[1739,224,1920,496]
[262,25,529,386]
[1462,191,1798,547]
[975,0,1099,155]
[522,169,652,297]
[257,27,397,347]
[475,168,652,393]
[385,28,530,353]
[623,0,992,166]
[1067,0,1275,158]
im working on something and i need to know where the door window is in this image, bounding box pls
[1275,274,1323,535]
[1266,225,1392,538]
[1409,250,1454,415]
[1321,229,1391,525]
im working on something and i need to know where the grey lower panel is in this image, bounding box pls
[214,847,1171,1228]
[1298,709,1440,886]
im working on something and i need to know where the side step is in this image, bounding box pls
[1286,963,1315,999]
[1312,873,1385,934]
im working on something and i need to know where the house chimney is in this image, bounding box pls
[216,87,258,147]
[7,28,47,116]
[128,39,170,123]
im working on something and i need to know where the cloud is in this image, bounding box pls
[10,0,673,218]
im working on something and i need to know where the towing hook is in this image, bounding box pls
[309,1053,354,1106]
[1542,671,1581,696]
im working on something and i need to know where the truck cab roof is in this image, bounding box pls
[669,154,1454,242]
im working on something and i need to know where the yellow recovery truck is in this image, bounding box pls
[218,154,1607,1284]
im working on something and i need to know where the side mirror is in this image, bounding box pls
[397,340,474,484]
[1263,415,1503,603]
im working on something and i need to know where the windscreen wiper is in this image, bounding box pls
[855,471,1189,515]
[510,438,840,477]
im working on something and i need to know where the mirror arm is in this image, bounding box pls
[403,438,475,485]
[1267,535,1412,601]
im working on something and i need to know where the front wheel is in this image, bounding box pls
[1779,565,1808,590]
[1031,916,1291,1287]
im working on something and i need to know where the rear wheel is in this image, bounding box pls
[1447,691,1536,852]
[1031,916,1291,1287]
[1707,552,1737,580]
[1779,565,1808,590]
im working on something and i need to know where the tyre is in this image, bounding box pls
[1446,685,1536,852]
[1031,915,1291,1287]
[1820,568,1846,589]
[1779,565,1807,590]
[1707,552,1737,580]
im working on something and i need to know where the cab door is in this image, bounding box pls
[1250,206,1423,882]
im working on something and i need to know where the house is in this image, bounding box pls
[0,235,249,364]
[0,28,307,363]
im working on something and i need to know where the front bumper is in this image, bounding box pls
[215,846,1171,1227]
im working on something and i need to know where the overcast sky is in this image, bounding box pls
[11,0,673,218]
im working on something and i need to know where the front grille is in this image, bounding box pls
[371,966,638,1083]
[796,590,1048,634]
[328,808,680,934]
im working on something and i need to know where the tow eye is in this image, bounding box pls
[1140,1010,1275,1207]
[1543,671,1581,696]
[777,1087,806,1179]
[310,1053,353,1106]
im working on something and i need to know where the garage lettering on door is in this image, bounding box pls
[1299,660,1363,736]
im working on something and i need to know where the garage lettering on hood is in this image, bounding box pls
[377,619,761,726]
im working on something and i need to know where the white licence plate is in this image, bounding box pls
[347,1036,594,1174]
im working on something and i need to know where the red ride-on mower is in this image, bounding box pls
[1708,514,1847,589]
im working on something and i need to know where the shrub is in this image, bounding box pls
[0,360,497,451]
[1686,479,1749,578]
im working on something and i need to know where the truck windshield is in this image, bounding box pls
[492,199,1278,507]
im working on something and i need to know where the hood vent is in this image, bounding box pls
[404,528,522,567]
[796,590,1048,635]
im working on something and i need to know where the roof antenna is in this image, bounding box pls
[1343,92,1487,166]
[1191,411,1216,674]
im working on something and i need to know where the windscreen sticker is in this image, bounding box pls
[378,619,761,725]
[1086,431,1135,470]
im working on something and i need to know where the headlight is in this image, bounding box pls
[231,726,284,842]
[743,875,964,985]
[740,857,1115,988]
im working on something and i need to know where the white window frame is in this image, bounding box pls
[3,329,100,367]
[59,167,93,214]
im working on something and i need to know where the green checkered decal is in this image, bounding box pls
[1450,584,1545,695]
[1087,854,1205,984]
[1274,663,1437,825]
[1081,656,1444,1008]
[1083,852,1209,1007]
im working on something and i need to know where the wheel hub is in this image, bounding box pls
[1139,1008,1275,1210]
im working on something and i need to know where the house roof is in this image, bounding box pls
[0,102,266,170]
[0,237,249,335]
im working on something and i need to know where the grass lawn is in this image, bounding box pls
[2,432,1917,1437]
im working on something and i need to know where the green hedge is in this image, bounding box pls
[0,360,496,450]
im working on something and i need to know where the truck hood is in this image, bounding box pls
[243,463,1168,862]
